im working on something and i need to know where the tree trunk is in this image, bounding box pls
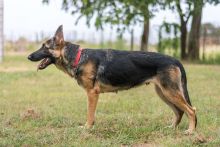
[180,21,187,59]
[140,18,149,51]
[188,0,203,60]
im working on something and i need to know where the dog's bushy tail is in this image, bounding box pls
[177,62,192,106]
[177,62,197,127]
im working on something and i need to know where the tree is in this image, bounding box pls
[164,0,220,60]
[158,0,191,59]
[163,0,193,60]
[187,0,203,60]
[175,0,192,59]
[188,0,220,60]
[43,0,158,51]
[140,4,149,51]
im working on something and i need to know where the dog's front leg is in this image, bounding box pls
[85,89,99,129]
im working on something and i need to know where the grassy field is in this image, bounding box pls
[0,52,220,146]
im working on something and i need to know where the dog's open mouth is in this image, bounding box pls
[37,58,52,70]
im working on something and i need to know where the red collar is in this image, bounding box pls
[73,47,83,68]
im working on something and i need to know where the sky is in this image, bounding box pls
[4,0,220,44]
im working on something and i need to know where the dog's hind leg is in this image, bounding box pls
[155,67,196,134]
[155,85,184,128]
[159,87,196,134]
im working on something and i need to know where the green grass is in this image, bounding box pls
[0,53,220,146]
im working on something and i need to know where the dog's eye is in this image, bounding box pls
[42,44,49,49]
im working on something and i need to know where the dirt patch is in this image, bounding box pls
[5,118,12,126]
[191,131,214,146]
[193,133,207,144]
[20,108,41,120]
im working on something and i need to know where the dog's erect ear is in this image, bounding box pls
[54,25,64,45]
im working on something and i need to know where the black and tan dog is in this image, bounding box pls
[28,25,197,134]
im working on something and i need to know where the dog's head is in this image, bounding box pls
[28,25,65,70]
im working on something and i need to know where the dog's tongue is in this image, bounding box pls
[37,58,49,70]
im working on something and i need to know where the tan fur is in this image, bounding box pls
[168,66,181,82]
[77,61,96,90]
[153,69,196,134]
[52,47,74,77]
[155,85,184,128]
[49,49,62,58]
[98,82,119,93]
[85,88,99,128]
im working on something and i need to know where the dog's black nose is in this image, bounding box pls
[28,55,33,60]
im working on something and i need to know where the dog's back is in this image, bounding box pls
[77,49,181,89]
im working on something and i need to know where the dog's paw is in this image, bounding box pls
[78,123,94,130]
[184,129,194,135]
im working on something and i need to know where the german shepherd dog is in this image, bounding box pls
[28,25,197,134]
